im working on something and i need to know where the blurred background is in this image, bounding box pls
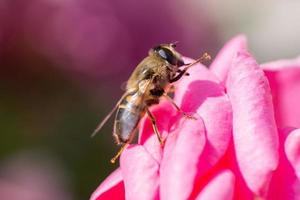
[1,0,300,199]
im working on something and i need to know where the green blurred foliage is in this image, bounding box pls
[0,45,120,199]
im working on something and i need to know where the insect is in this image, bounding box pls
[92,43,210,163]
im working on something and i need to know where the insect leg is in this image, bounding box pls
[170,53,211,83]
[145,107,164,146]
[176,69,190,76]
[110,143,129,164]
[166,85,176,94]
[169,68,188,83]
[163,94,197,120]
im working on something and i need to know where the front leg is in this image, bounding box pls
[170,52,211,83]
[177,69,190,76]
[169,69,188,83]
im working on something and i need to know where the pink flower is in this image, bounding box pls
[90,35,300,200]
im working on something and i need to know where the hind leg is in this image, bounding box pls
[110,143,129,164]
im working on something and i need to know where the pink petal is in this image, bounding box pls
[267,128,300,200]
[261,56,300,71]
[120,145,159,200]
[226,51,279,196]
[191,140,254,200]
[174,59,232,175]
[285,128,300,180]
[160,117,206,200]
[217,141,254,200]
[90,168,125,200]
[195,170,235,200]
[210,35,247,84]
[262,57,300,128]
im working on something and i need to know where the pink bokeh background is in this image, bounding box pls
[1,1,300,199]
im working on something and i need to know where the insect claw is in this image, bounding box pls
[110,158,117,164]
[160,137,166,147]
[156,135,165,147]
[182,112,197,120]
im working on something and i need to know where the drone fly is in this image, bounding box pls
[92,43,210,163]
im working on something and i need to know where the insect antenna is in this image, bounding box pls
[170,41,179,48]
[185,52,211,69]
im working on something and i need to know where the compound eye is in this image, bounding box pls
[158,49,168,60]
[157,48,177,65]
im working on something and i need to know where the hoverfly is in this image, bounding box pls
[92,43,210,163]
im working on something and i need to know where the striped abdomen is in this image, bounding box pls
[113,92,146,144]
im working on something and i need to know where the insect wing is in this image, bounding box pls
[91,93,127,138]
